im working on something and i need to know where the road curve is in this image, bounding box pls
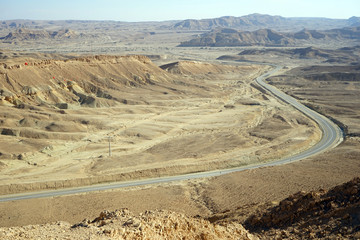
[254,66,343,163]
[0,66,343,202]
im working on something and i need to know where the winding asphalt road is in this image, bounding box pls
[0,66,343,202]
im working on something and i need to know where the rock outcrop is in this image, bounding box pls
[245,177,360,239]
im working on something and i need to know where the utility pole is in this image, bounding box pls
[108,136,112,157]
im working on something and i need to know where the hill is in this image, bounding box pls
[0,54,171,107]
[173,14,288,31]
[217,46,360,64]
[238,46,332,59]
[0,49,78,61]
[179,27,360,47]
[0,28,86,42]
[160,60,244,75]
[179,28,293,47]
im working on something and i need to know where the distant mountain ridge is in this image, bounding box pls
[179,27,360,47]
[1,14,359,33]
[1,14,360,47]
[172,14,360,32]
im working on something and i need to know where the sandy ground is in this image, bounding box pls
[0,56,321,194]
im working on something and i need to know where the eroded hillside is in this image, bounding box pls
[0,55,172,107]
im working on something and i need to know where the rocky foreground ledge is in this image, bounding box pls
[0,208,257,240]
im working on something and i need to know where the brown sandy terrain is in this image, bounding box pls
[0,16,359,239]
[0,53,321,194]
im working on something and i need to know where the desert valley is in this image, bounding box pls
[0,13,360,239]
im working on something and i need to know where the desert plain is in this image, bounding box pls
[0,15,360,239]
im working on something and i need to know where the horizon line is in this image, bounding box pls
[1,13,358,23]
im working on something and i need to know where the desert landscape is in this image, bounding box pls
[0,11,360,239]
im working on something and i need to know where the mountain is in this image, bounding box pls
[179,28,293,47]
[172,14,354,32]
[173,14,288,31]
[348,16,360,26]
[179,27,360,47]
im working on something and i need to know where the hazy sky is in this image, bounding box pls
[0,0,359,21]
